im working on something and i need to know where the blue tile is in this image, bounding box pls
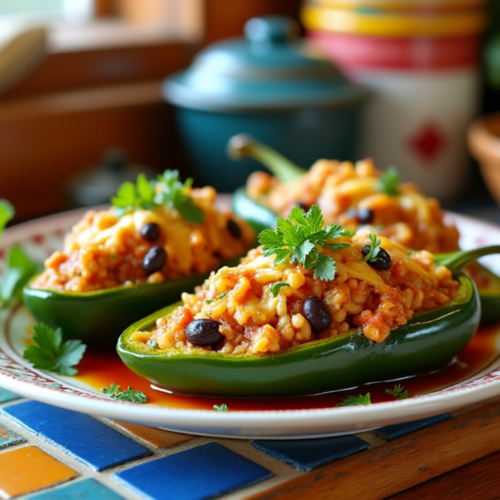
[0,387,21,403]
[114,442,272,500]
[375,413,451,441]
[26,478,124,500]
[3,401,151,471]
[252,435,369,471]
[0,423,25,449]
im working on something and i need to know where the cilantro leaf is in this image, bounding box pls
[259,205,349,281]
[0,199,14,235]
[294,240,314,263]
[0,202,37,308]
[23,323,86,376]
[385,384,409,400]
[155,170,205,223]
[1,245,39,305]
[111,170,205,223]
[363,234,383,263]
[111,174,156,216]
[259,229,283,249]
[206,292,227,304]
[101,383,147,404]
[336,393,371,407]
[213,404,229,411]
[378,167,400,196]
[329,243,350,251]
[341,229,355,237]
[312,254,336,281]
[269,282,291,297]
[289,204,323,234]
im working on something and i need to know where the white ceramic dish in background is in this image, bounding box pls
[0,207,500,439]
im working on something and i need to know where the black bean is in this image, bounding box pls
[227,219,242,239]
[346,208,374,224]
[303,296,331,333]
[361,245,392,271]
[141,223,160,242]
[185,319,224,348]
[143,246,167,274]
[357,208,374,224]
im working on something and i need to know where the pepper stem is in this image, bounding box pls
[435,246,500,275]
[226,134,306,183]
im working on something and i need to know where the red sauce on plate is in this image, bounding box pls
[74,323,500,411]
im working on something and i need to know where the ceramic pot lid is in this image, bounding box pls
[163,16,367,112]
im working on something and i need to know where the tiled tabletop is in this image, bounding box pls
[2,385,500,500]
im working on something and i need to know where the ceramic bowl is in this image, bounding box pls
[163,16,367,192]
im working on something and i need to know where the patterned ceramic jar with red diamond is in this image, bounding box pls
[301,3,487,200]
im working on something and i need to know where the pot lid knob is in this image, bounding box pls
[244,16,299,44]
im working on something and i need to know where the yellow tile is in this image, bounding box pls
[113,421,194,449]
[0,446,77,498]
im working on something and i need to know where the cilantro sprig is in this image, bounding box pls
[111,170,204,223]
[23,323,86,376]
[213,404,229,412]
[378,167,400,196]
[1,246,39,306]
[270,282,290,297]
[336,393,371,407]
[0,201,39,307]
[155,171,204,223]
[385,384,410,400]
[101,383,147,404]
[259,205,350,282]
[112,173,156,216]
[363,234,383,263]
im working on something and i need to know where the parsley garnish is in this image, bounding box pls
[270,282,291,297]
[101,383,147,404]
[155,171,205,223]
[259,205,349,281]
[112,173,156,216]
[111,170,205,223]
[378,167,400,196]
[23,323,86,376]
[385,384,409,400]
[206,292,227,304]
[336,393,371,407]
[0,200,40,307]
[363,233,383,263]
[1,246,39,306]
[213,404,229,411]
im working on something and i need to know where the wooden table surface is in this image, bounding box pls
[249,399,500,500]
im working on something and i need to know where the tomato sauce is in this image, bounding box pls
[74,322,500,411]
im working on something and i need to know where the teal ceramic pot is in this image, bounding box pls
[163,16,368,192]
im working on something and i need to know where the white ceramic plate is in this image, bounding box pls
[1,207,500,440]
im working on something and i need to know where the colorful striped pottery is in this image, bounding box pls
[302,3,486,200]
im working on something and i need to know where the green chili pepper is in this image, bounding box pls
[228,134,500,324]
[23,258,240,347]
[116,247,500,397]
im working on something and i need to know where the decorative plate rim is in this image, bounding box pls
[0,206,499,437]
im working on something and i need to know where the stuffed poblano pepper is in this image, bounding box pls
[23,171,254,345]
[228,134,500,324]
[118,206,499,397]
